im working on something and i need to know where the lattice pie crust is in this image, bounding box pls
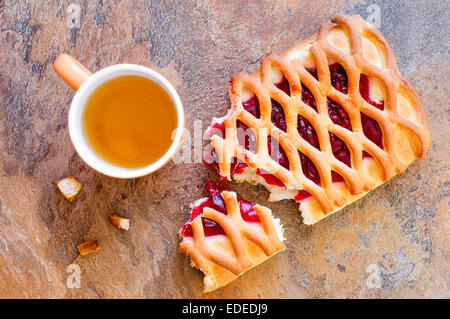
[206,14,431,224]
[179,188,285,293]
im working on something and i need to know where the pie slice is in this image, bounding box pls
[178,180,285,292]
[204,14,431,224]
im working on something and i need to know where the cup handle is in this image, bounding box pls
[53,54,92,90]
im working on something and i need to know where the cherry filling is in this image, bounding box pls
[329,63,348,94]
[268,136,290,170]
[299,152,321,185]
[181,180,260,237]
[243,94,260,118]
[270,75,290,132]
[271,102,287,132]
[327,98,352,131]
[359,74,385,156]
[236,120,258,154]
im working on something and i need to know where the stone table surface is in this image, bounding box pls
[0,0,448,298]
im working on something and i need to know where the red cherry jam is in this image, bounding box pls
[242,94,260,119]
[270,76,290,132]
[181,180,260,237]
[329,63,348,94]
[359,74,385,156]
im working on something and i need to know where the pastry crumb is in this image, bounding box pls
[108,214,130,230]
[53,176,81,202]
[77,240,101,255]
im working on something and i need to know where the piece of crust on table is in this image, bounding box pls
[53,176,82,202]
[204,14,431,225]
[178,180,285,293]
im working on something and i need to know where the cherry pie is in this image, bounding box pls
[204,14,431,224]
[179,181,285,292]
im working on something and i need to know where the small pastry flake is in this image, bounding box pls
[53,176,82,202]
[77,240,101,255]
[179,180,285,293]
[108,214,130,230]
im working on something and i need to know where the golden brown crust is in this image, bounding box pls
[209,14,431,224]
[179,191,285,293]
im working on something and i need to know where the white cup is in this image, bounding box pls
[54,54,184,178]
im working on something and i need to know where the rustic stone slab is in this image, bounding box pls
[0,0,448,298]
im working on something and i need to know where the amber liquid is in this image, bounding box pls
[83,75,178,168]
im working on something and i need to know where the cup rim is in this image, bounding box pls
[68,64,185,179]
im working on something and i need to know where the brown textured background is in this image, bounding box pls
[0,0,448,298]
